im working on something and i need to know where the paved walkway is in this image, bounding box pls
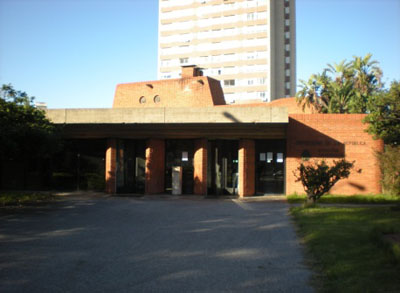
[0,195,313,292]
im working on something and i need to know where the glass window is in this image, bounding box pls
[224,79,235,87]
[247,13,255,20]
[247,52,255,60]
[161,59,171,67]
[153,95,161,103]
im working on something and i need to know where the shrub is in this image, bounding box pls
[52,172,75,190]
[85,173,105,191]
[378,145,400,196]
[294,159,354,203]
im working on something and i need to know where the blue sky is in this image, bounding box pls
[0,0,399,108]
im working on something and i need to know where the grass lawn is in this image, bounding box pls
[287,194,400,204]
[0,192,55,206]
[291,206,400,292]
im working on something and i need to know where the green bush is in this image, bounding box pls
[52,172,75,190]
[378,145,400,196]
[85,173,105,191]
[294,159,354,203]
[0,192,54,206]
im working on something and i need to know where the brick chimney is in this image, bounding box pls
[181,65,203,78]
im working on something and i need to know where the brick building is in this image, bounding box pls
[46,66,383,197]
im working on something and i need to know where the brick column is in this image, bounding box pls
[193,138,207,195]
[145,139,165,194]
[105,138,117,194]
[238,139,255,197]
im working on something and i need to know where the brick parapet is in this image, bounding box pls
[113,76,225,108]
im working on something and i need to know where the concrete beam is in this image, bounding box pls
[46,106,288,124]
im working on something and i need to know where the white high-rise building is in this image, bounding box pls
[158,0,296,103]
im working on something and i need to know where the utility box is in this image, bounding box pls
[172,166,182,195]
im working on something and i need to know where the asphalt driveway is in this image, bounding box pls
[0,195,313,292]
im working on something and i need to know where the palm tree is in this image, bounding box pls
[296,54,384,114]
[327,79,354,113]
[351,53,383,113]
[327,59,353,85]
[325,60,355,113]
[296,70,331,113]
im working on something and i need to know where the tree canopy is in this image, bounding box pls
[296,54,383,113]
[364,81,400,146]
[0,84,60,161]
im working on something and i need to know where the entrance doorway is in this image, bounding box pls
[116,139,146,193]
[207,140,238,196]
[165,140,194,194]
[255,140,286,195]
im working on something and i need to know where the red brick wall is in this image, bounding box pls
[105,138,117,194]
[267,97,316,114]
[238,139,255,197]
[218,97,317,114]
[193,139,207,195]
[286,114,383,195]
[182,66,203,78]
[145,139,165,194]
[113,76,225,108]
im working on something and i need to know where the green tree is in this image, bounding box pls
[0,84,60,188]
[364,81,400,196]
[352,55,383,113]
[294,159,355,204]
[296,54,383,113]
[296,71,331,113]
[364,81,400,145]
[0,84,59,160]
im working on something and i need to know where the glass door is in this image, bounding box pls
[207,140,238,196]
[165,140,194,194]
[255,140,285,194]
[116,139,145,194]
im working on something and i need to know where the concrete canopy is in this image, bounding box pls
[46,106,288,124]
[45,106,288,139]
